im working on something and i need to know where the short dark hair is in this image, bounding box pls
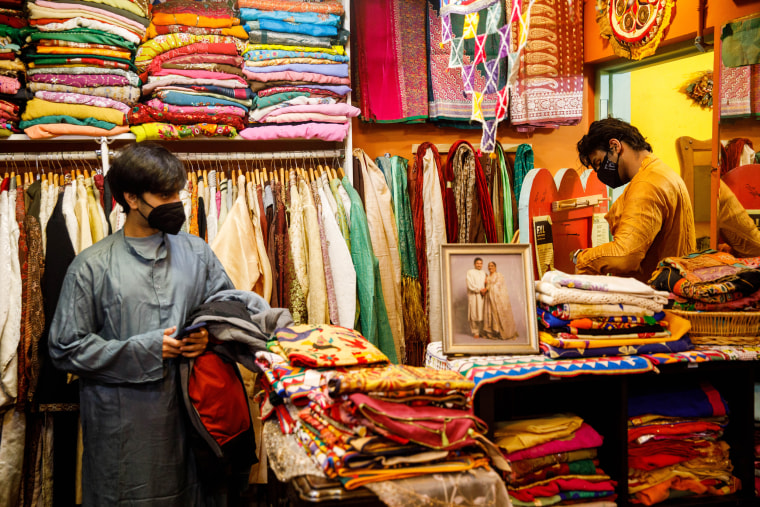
[576,118,653,168]
[106,143,186,213]
[474,257,483,264]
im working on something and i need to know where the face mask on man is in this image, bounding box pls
[139,197,186,235]
[596,151,625,189]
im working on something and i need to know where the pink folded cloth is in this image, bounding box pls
[239,122,349,142]
[505,423,604,462]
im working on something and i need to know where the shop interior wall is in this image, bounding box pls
[629,51,714,174]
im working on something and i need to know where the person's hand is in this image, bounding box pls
[480,288,487,295]
[162,326,182,359]
[181,327,209,358]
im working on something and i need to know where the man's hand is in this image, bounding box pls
[480,288,487,295]
[162,326,182,358]
[180,327,209,358]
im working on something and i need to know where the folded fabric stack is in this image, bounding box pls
[536,270,693,359]
[0,18,29,137]
[496,413,618,506]
[627,382,740,505]
[236,0,357,142]
[649,249,760,311]
[260,324,509,490]
[131,0,250,141]
[21,0,147,138]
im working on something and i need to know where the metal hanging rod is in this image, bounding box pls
[174,149,344,162]
[0,151,101,163]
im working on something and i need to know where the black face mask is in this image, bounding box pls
[596,151,625,189]
[139,198,186,235]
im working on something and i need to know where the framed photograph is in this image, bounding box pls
[441,244,539,355]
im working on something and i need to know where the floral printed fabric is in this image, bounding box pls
[128,103,245,129]
[327,364,473,396]
[129,122,237,141]
[35,90,131,114]
[237,0,344,16]
[28,82,141,105]
[272,324,389,367]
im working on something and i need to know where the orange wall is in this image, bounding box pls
[584,0,760,64]
[352,70,593,174]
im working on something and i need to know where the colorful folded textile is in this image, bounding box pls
[327,364,474,396]
[130,122,237,141]
[503,423,604,462]
[540,335,693,360]
[272,324,389,367]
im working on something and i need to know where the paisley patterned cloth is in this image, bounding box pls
[272,324,389,367]
[327,364,473,396]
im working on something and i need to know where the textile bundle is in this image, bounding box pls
[649,250,760,312]
[131,0,249,141]
[20,0,148,138]
[237,0,357,142]
[496,413,618,506]
[536,270,693,359]
[627,383,740,505]
[257,324,510,494]
[0,5,30,137]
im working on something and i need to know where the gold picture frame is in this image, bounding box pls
[441,243,539,355]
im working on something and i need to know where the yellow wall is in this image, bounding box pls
[629,52,714,174]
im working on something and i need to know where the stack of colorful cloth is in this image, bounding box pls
[259,324,510,491]
[536,270,693,359]
[21,0,147,138]
[0,17,29,137]
[627,382,740,505]
[131,0,249,141]
[649,250,760,311]
[236,0,357,142]
[496,414,618,506]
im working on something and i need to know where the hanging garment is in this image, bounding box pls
[299,177,328,325]
[288,174,309,323]
[448,141,497,243]
[206,170,218,244]
[0,189,22,407]
[211,184,264,294]
[311,182,338,326]
[244,175,272,303]
[61,183,78,251]
[421,147,447,343]
[354,149,404,361]
[73,176,93,252]
[316,184,355,328]
[341,176,397,363]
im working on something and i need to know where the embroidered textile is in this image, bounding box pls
[327,364,473,396]
[272,324,389,368]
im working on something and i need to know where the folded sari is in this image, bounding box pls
[29,72,131,88]
[151,12,239,29]
[146,97,245,117]
[30,27,137,52]
[543,270,668,297]
[243,69,349,84]
[128,103,246,130]
[247,28,332,48]
[22,98,125,125]
[144,76,250,95]
[257,85,346,99]
[509,477,616,503]
[272,324,389,367]
[503,423,603,462]
[238,122,349,142]
[539,335,694,360]
[20,114,116,130]
[24,123,129,138]
[130,122,237,142]
[244,42,345,56]
[536,281,667,312]
[34,90,130,114]
[327,363,473,396]
[240,8,340,26]
[34,46,131,59]
[28,82,140,104]
[237,0,344,16]
[141,41,240,78]
[28,56,136,72]
[135,34,245,71]
[146,23,248,39]
[494,414,583,454]
[510,449,598,478]
[511,460,600,487]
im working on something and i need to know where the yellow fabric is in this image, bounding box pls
[85,181,104,243]
[23,124,129,139]
[136,34,246,70]
[151,12,239,28]
[577,155,696,282]
[211,187,262,293]
[718,180,760,257]
[78,0,148,18]
[243,174,272,302]
[244,43,345,56]
[540,330,680,349]
[245,57,345,67]
[22,99,126,126]
[494,414,583,453]
[35,46,131,59]
[299,179,329,325]
[74,177,93,253]
[0,59,25,72]
[146,23,248,39]
[662,310,690,341]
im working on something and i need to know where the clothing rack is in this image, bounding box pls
[174,149,344,162]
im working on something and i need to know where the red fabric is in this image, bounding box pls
[702,381,728,417]
[188,352,250,446]
[349,392,487,450]
[446,140,497,243]
[628,439,715,470]
[436,142,458,242]
[509,477,616,502]
[628,421,724,442]
[505,423,604,461]
[128,103,246,130]
[142,42,240,81]
[512,461,602,486]
[411,143,432,309]
[0,13,27,27]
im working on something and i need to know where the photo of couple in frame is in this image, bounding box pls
[441,244,539,355]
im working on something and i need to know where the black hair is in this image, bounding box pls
[576,118,653,168]
[105,143,186,213]
[488,261,496,268]
[474,257,483,264]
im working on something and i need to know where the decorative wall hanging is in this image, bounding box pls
[683,71,713,110]
[595,0,676,61]
[440,0,536,152]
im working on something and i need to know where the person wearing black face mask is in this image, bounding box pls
[48,143,234,506]
[572,118,697,282]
